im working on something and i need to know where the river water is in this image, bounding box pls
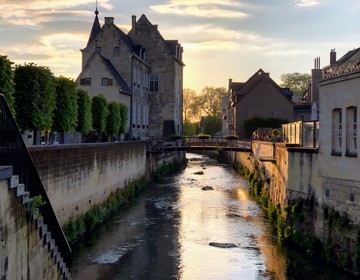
[71,153,356,280]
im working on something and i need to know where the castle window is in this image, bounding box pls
[102,78,113,86]
[332,108,342,155]
[346,106,357,156]
[95,47,101,53]
[149,75,159,92]
[80,78,91,86]
[114,47,120,55]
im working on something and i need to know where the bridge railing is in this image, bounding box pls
[146,136,251,152]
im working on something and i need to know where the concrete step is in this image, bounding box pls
[21,191,30,205]
[45,231,51,244]
[36,216,43,229]
[9,175,19,189]
[52,246,58,258]
[7,174,71,279]
[40,224,47,237]
[16,183,25,197]
[48,239,55,251]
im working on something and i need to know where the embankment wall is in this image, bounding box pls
[28,142,184,227]
[0,167,63,280]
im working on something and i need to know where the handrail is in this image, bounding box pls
[0,94,72,263]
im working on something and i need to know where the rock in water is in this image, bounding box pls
[209,242,237,248]
[202,186,214,191]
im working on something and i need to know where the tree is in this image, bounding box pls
[91,94,108,140]
[183,88,199,123]
[243,117,288,139]
[196,86,227,118]
[52,76,78,142]
[14,63,56,142]
[202,115,222,135]
[183,121,199,136]
[280,72,311,96]
[106,102,121,141]
[119,103,128,136]
[0,55,15,112]
[76,89,92,140]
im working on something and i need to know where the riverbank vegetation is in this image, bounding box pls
[64,159,186,244]
[64,177,147,243]
[236,161,360,276]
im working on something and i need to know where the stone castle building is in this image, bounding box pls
[76,9,184,139]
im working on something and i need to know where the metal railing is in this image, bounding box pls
[146,136,251,152]
[0,94,72,263]
[282,121,319,148]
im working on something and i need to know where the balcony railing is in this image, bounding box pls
[282,121,319,148]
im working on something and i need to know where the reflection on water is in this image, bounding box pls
[71,153,356,280]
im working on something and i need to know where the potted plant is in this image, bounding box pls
[271,128,281,142]
[198,134,210,140]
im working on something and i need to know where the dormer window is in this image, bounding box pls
[114,47,120,55]
[95,47,101,53]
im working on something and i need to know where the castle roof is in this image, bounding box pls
[87,9,101,47]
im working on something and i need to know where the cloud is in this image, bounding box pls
[0,0,113,28]
[295,0,321,7]
[3,32,86,78]
[151,0,248,18]
[0,0,113,10]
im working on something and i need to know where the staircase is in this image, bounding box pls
[1,94,72,279]
[8,174,71,279]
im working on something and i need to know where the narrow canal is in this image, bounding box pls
[71,153,356,280]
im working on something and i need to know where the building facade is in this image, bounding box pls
[318,48,360,222]
[77,10,184,139]
[227,69,294,138]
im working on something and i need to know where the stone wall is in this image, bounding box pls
[28,142,184,226]
[0,167,62,280]
[233,143,323,235]
[232,142,360,274]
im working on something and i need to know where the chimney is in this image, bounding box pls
[330,49,336,65]
[132,15,136,30]
[105,17,114,25]
[311,56,322,103]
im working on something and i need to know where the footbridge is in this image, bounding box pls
[147,137,251,153]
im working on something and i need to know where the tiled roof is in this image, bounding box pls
[337,47,360,64]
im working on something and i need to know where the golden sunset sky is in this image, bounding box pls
[0,0,359,93]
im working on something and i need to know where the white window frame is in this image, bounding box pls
[332,108,342,155]
[149,74,159,92]
[346,106,357,156]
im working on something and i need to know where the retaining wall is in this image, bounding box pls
[0,167,63,280]
[28,142,184,226]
